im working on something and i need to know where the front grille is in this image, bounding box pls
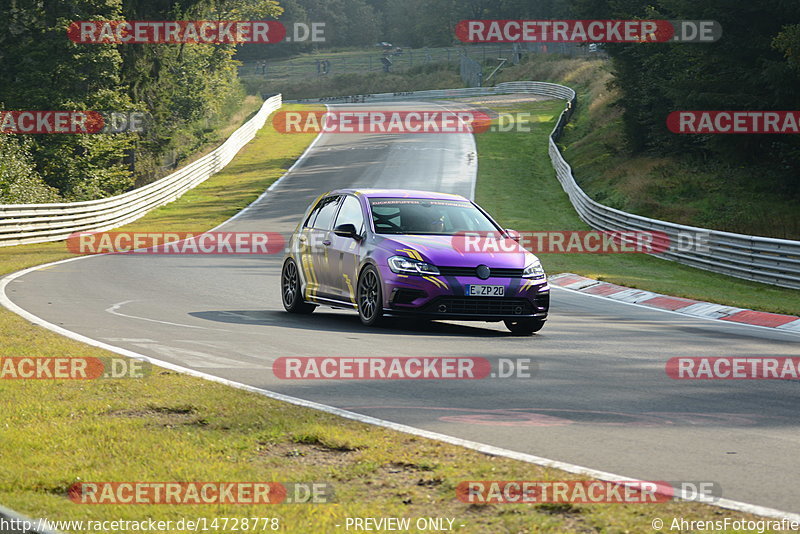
[437,266,524,278]
[424,297,533,316]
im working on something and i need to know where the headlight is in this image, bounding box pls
[388,255,440,276]
[522,259,546,280]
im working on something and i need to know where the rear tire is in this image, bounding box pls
[357,265,384,326]
[504,318,545,335]
[281,259,316,314]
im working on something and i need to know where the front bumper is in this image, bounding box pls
[381,268,550,321]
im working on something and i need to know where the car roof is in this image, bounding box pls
[329,189,470,201]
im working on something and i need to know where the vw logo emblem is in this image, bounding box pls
[476,264,491,280]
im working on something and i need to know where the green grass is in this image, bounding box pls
[3,366,757,533]
[0,102,770,532]
[495,55,800,240]
[475,100,800,316]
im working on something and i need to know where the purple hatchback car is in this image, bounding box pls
[281,189,549,334]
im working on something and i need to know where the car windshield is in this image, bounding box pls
[368,198,500,235]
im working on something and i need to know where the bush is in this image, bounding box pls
[0,135,61,204]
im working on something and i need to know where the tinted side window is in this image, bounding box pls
[334,195,365,234]
[311,195,341,230]
[303,199,324,228]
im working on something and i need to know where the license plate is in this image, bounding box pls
[466,285,505,297]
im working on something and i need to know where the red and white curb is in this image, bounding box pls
[549,273,800,333]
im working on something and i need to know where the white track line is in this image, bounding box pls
[1,107,798,522]
[105,300,216,330]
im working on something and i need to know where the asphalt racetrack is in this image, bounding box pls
[5,101,800,515]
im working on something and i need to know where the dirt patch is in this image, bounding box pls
[102,405,199,427]
[258,441,359,468]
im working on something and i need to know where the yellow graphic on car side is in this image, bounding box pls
[517,279,537,294]
[396,248,423,261]
[300,240,318,299]
[423,275,448,289]
[343,274,356,305]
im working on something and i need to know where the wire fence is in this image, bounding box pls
[459,54,483,87]
[239,43,604,83]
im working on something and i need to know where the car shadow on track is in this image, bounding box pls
[188,309,527,337]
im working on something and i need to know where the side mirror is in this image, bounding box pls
[334,223,362,240]
[505,228,521,242]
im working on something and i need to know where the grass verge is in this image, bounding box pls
[0,105,775,532]
[474,99,800,316]
[495,55,800,240]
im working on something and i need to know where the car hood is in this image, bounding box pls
[375,234,536,268]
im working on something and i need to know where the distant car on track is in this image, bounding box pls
[281,189,550,334]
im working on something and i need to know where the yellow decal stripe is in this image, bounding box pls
[424,275,448,289]
[343,274,356,305]
[301,246,318,299]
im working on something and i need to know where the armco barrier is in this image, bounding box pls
[538,88,800,290]
[4,83,799,290]
[0,95,282,247]
[289,81,574,104]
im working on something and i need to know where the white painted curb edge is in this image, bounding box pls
[1,108,798,523]
[2,265,798,522]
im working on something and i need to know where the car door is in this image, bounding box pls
[296,198,323,300]
[328,194,366,303]
[306,194,341,299]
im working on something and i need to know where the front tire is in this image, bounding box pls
[281,259,316,314]
[504,318,545,335]
[357,265,384,326]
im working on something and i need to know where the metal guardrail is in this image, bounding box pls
[0,95,282,247]
[537,83,800,290]
[292,82,800,289]
[289,81,578,104]
[4,83,799,289]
